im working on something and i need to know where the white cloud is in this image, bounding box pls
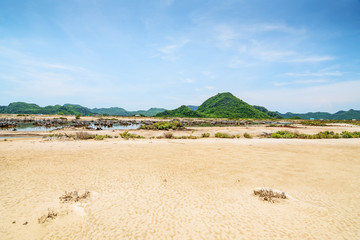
[205,86,215,90]
[273,79,328,87]
[181,77,194,83]
[158,39,189,54]
[288,56,335,63]
[284,71,342,77]
[238,80,360,112]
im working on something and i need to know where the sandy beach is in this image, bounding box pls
[1,136,360,239]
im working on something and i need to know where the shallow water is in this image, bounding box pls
[0,123,141,132]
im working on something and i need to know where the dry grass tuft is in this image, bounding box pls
[59,191,90,203]
[38,209,58,224]
[254,188,286,203]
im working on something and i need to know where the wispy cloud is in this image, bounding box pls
[288,56,335,63]
[239,80,360,112]
[158,39,189,54]
[273,79,328,87]
[180,77,194,83]
[284,71,342,77]
[205,86,215,90]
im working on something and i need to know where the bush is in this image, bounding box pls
[76,132,94,140]
[215,132,235,138]
[120,130,145,139]
[140,121,184,130]
[201,133,210,138]
[94,135,105,140]
[243,133,252,138]
[75,115,81,119]
[163,132,173,139]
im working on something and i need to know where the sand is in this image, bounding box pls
[1,137,360,239]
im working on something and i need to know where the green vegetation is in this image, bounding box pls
[92,107,130,116]
[156,105,205,118]
[252,105,282,119]
[201,133,210,138]
[0,102,93,115]
[279,109,360,120]
[156,92,271,119]
[215,132,236,138]
[196,93,270,119]
[243,132,252,138]
[91,107,166,116]
[140,121,184,130]
[301,120,327,126]
[119,130,145,139]
[94,134,112,140]
[269,130,360,139]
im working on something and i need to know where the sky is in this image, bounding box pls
[0,0,360,113]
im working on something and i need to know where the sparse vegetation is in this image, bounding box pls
[38,209,57,224]
[269,130,360,139]
[140,121,184,130]
[201,133,210,138]
[301,120,327,126]
[120,130,145,139]
[76,131,94,140]
[243,132,252,138]
[59,191,90,203]
[215,132,236,138]
[254,188,287,203]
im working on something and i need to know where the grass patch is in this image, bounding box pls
[120,130,145,139]
[243,132,252,138]
[269,130,360,139]
[201,133,210,138]
[140,121,184,130]
[215,132,235,138]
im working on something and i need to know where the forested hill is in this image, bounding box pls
[156,92,272,119]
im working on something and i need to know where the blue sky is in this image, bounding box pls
[0,0,359,113]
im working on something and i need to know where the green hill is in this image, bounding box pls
[253,105,283,119]
[156,105,205,118]
[0,102,93,115]
[196,92,270,119]
[92,107,130,116]
[156,93,272,119]
[278,109,360,120]
[130,108,166,116]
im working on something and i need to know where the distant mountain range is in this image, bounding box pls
[1,93,359,119]
[0,102,165,117]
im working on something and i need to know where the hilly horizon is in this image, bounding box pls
[0,92,359,119]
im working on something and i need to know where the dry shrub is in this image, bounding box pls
[163,132,173,139]
[75,132,94,140]
[38,209,57,224]
[254,188,286,203]
[59,191,90,203]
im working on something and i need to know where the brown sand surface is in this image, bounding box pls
[1,138,360,239]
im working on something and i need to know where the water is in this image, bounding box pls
[0,123,141,132]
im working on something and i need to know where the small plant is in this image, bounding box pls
[215,132,235,138]
[38,209,58,224]
[94,135,105,140]
[140,121,184,130]
[75,114,81,120]
[201,133,210,138]
[120,130,145,139]
[59,191,90,203]
[254,188,287,203]
[243,133,252,138]
[163,132,173,139]
[76,132,94,140]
